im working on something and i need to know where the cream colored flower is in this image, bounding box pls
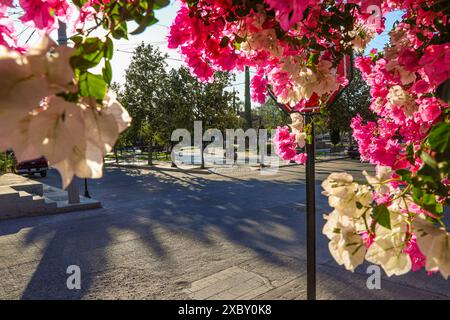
[365,241,411,276]
[242,28,283,57]
[366,212,411,276]
[350,25,375,52]
[27,35,76,93]
[0,47,49,148]
[414,218,450,280]
[363,165,393,195]
[323,172,373,220]
[52,90,131,188]
[386,60,416,85]
[28,97,85,164]
[289,113,306,148]
[0,36,76,152]
[386,85,417,117]
[323,211,366,271]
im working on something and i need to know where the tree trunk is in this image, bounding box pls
[200,143,205,169]
[114,147,119,164]
[244,66,252,129]
[148,138,153,165]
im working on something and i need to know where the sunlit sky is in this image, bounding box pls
[16,1,404,105]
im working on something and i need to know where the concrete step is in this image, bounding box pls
[0,173,44,196]
[0,191,59,220]
[0,186,20,202]
[18,190,33,201]
[0,173,101,220]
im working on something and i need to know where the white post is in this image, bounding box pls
[58,21,80,204]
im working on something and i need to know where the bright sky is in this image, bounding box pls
[15,1,404,105]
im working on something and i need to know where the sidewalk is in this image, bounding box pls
[0,160,447,300]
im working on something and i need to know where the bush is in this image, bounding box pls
[0,152,14,173]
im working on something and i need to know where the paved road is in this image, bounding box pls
[0,159,448,299]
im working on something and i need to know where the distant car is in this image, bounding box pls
[347,145,360,159]
[15,156,48,177]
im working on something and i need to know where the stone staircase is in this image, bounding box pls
[0,173,101,220]
[0,185,57,219]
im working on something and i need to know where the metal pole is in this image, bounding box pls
[57,21,80,204]
[304,113,316,300]
[84,178,91,198]
[57,22,67,46]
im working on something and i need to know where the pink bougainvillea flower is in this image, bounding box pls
[264,0,308,31]
[251,72,268,104]
[415,97,442,123]
[404,234,426,272]
[398,47,419,72]
[419,43,450,87]
[294,153,307,164]
[273,126,298,161]
[19,0,72,32]
[360,230,374,248]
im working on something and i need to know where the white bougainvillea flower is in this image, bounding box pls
[355,184,373,208]
[329,231,366,272]
[26,35,76,94]
[363,165,394,195]
[323,211,366,271]
[366,212,411,276]
[289,113,307,148]
[102,89,132,133]
[0,47,49,149]
[7,115,42,163]
[349,25,375,52]
[386,85,417,117]
[322,172,354,194]
[52,139,101,189]
[0,36,77,152]
[322,173,373,220]
[414,218,450,280]
[52,91,131,188]
[28,97,85,165]
[365,241,412,276]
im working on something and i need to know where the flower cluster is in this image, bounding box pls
[0,1,170,186]
[168,0,379,108]
[352,29,449,170]
[169,0,449,279]
[322,169,449,279]
[273,113,307,164]
[0,36,131,187]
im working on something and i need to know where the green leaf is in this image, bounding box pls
[79,72,107,101]
[112,22,128,40]
[396,169,412,183]
[420,151,437,168]
[428,122,450,154]
[102,60,112,84]
[372,204,391,230]
[220,36,230,48]
[406,144,415,165]
[70,35,84,45]
[104,37,114,60]
[130,2,158,35]
[436,78,450,104]
[154,0,170,9]
[72,0,88,8]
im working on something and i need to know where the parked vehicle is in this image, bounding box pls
[347,145,360,160]
[15,156,48,177]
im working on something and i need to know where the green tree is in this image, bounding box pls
[319,66,375,145]
[122,43,169,165]
[256,99,290,130]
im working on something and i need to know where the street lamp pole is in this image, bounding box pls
[58,21,80,204]
[304,113,316,300]
[84,178,91,198]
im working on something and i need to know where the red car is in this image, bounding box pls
[15,156,48,178]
